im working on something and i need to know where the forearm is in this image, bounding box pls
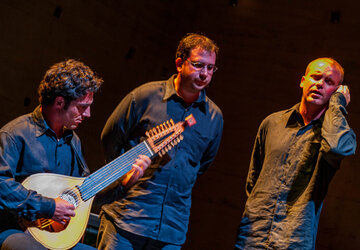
[0,133,55,220]
[321,92,356,156]
[0,176,55,220]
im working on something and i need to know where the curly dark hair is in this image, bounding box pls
[38,59,103,108]
[175,33,219,61]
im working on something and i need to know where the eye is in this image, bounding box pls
[77,104,89,113]
[208,64,216,70]
[311,74,322,81]
[192,62,205,69]
[325,77,335,85]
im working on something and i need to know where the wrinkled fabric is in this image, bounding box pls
[100,75,223,245]
[236,93,356,249]
[0,106,89,231]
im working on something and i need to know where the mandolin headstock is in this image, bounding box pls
[145,114,196,157]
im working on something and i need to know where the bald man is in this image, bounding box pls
[235,58,356,249]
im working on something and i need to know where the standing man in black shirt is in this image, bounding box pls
[97,33,224,250]
[235,58,356,249]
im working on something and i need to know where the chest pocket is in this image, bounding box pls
[180,127,212,168]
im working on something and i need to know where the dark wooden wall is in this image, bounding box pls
[0,1,359,249]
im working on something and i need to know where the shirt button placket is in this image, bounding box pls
[56,141,61,167]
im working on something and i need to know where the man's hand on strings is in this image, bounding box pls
[121,155,151,188]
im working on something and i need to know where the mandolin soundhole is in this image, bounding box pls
[60,188,81,207]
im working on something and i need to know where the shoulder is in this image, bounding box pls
[0,113,34,150]
[0,113,33,136]
[263,109,286,122]
[204,96,223,123]
[124,79,170,113]
[131,80,167,98]
[259,107,292,130]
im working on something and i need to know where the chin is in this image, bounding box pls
[68,124,79,130]
[193,84,206,91]
[308,99,327,107]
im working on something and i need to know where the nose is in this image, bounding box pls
[315,79,324,88]
[83,106,91,118]
[199,68,211,80]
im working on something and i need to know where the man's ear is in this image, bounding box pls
[300,76,305,88]
[54,96,65,109]
[175,58,183,73]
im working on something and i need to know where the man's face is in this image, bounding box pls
[300,60,342,107]
[177,47,217,93]
[60,91,93,130]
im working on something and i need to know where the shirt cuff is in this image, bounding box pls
[331,92,347,107]
[39,197,56,218]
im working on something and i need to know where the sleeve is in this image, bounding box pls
[97,92,139,201]
[245,122,266,197]
[0,131,55,221]
[320,92,357,166]
[101,92,138,163]
[198,117,224,176]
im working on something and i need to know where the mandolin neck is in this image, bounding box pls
[77,141,154,201]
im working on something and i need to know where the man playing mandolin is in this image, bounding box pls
[0,59,150,249]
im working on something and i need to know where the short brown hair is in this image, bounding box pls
[175,33,219,60]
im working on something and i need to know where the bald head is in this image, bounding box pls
[305,58,344,85]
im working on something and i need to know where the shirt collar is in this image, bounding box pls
[286,103,322,128]
[163,74,207,112]
[32,105,73,140]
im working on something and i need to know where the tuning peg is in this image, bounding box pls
[179,135,184,140]
[145,131,150,138]
[170,119,174,126]
[152,128,157,135]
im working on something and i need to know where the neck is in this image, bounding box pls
[299,98,327,125]
[41,105,64,138]
[174,74,200,105]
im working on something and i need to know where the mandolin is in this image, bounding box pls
[21,114,196,249]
